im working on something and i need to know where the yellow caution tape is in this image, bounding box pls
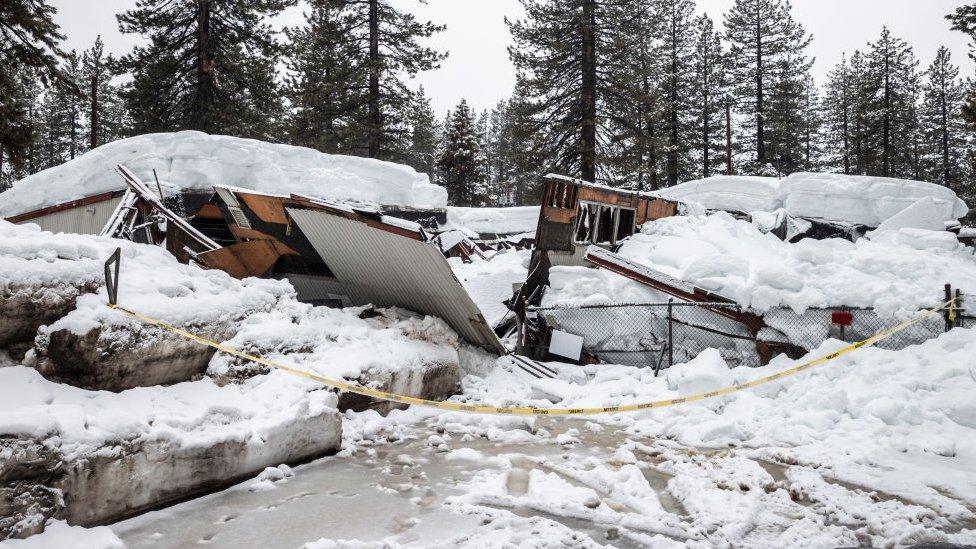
[107,300,954,416]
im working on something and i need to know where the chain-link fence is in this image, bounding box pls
[958,292,975,329]
[527,302,760,371]
[527,298,958,371]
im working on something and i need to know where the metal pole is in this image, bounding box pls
[667,299,674,368]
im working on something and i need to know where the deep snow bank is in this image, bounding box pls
[0,131,447,217]
[655,172,969,226]
[614,212,976,313]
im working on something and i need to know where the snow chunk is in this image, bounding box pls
[0,131,447,217]
[654,172,968,226]
[1,520,124,549]
[665,349,732,394]
[655,176,781,213]
[445,206,540,236]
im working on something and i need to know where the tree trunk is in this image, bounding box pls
[580,0,597,182]
[842,84,850,174]
[939,74,951,189]
[725,101,733,175]
[882,52,891,177]
[368,0,381,158]
[667,12,679,187]
[195,0,212,132]
[90,71,99,150]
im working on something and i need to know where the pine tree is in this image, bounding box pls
[344,0,445,160]
[861,27,921,178]
[117,0,293,139]
[508,0,619,183]
[284,0,365,155]
[653,0,699,186]
[506,76,547,204]
[437,99,487,206]
[403,85,440,178]
[919,46,968,190]
[80,36,128,148]
[946,4,976,124]
[798,74,823,170]
[724,0,813,173]
[690,13,726,179]
[602,0,671,190]
[822,54,855,173]
[0,0,69,169]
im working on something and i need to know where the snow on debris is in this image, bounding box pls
[445,206,540,236]
[0,219,460,453]
[612,211,976,314]
[0,131,447,217]
[655,172,969,226]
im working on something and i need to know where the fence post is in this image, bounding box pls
[667,299,674,369]
[944,283,953,332]
[955,289,962,328]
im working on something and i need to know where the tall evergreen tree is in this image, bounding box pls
[822,54,855,173]
[604,0,664,190]
[483,100,520,205]
[404,85,440,178]
[344,0,446,160]
[946,4,976,124]
[724,0,813,173]
[797,74,823,170]
[919,46,968,190]
[284,0,364,154]
[0,0,69,169]
[117,0,293,138]
[861,27,921,178]
[80,36,127,149]
[437,99,486,206]
[690,13,726,179]
[656,0,698,186]
[508,0,618,183]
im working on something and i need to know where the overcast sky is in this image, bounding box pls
[50,0,974,116]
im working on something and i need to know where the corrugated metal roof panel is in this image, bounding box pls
[286,207,505,354]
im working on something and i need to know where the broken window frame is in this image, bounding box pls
[574,201,637,246]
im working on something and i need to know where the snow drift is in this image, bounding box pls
[0,131,448,217]
[445,206,540,236]
[655,172,969,226]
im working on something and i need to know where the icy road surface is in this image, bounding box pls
[110,416,976,548]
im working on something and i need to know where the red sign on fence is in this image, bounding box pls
[831,311,853,326]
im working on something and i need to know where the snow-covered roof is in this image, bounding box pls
[0,131,448,218]
[445,206,540,236]
[654,172,969,227]
[609,212,976,314]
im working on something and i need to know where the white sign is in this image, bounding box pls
[549,329,584,361]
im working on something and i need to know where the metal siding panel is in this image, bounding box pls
[286,208,503,353]
[22,197,123,235]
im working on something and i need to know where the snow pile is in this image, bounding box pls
[209,301,459,384]
[454,327,976,546]
[655,172,969,226]
[0,219,460,451]
[655,175,782,213]
[612,212,976,313]
[449,250,530,325]
[0,131,447,217]
[0,363,338,460]
[0,520,124,549]
[781,172,968,226]
[445,206,540,236]
[0,219,291,339]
